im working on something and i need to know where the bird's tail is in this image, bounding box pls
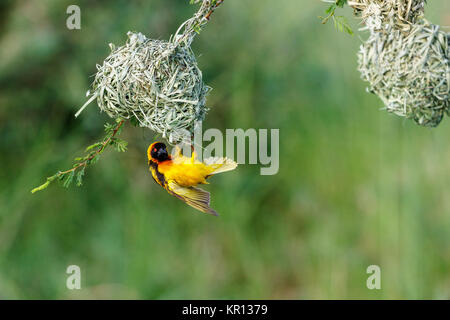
[204,157,238,175]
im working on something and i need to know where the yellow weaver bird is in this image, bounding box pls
[147,142,237,216]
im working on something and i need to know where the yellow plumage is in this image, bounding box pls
[147,142,237,216]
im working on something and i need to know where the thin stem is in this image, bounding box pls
[31,119,125,193]
[60,119,124,175]
[204,0,224,21]
[173,0,226,46]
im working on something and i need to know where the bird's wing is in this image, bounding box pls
[167,180,218,216]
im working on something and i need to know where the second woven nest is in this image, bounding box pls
[353,0,449,127]
[358,20,449,127]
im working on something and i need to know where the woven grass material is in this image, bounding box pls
[351,0,449,127]
[358,20,449,127]
[76,0,222,144]
[348,0,426,31]
[92,32,209,143]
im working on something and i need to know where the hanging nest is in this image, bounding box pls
[358,20,449,127]
[351,0,449,127]
[76,0,223,143]
[91,32,209,143]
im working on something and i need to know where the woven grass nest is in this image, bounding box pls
[92,32,209,143]
[351,0,449,127]
[76,0,222,143]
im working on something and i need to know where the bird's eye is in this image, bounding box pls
[153,148,157,152]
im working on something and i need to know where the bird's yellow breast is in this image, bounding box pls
[158,156,215,187]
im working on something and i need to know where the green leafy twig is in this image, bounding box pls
[31,118,127,193]
[320,0,353,35]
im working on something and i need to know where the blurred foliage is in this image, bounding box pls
[0,0,449,299]
[31,118,126,193]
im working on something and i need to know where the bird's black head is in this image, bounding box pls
[149,142,169,162]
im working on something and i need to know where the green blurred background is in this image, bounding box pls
[0,0,449,299]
